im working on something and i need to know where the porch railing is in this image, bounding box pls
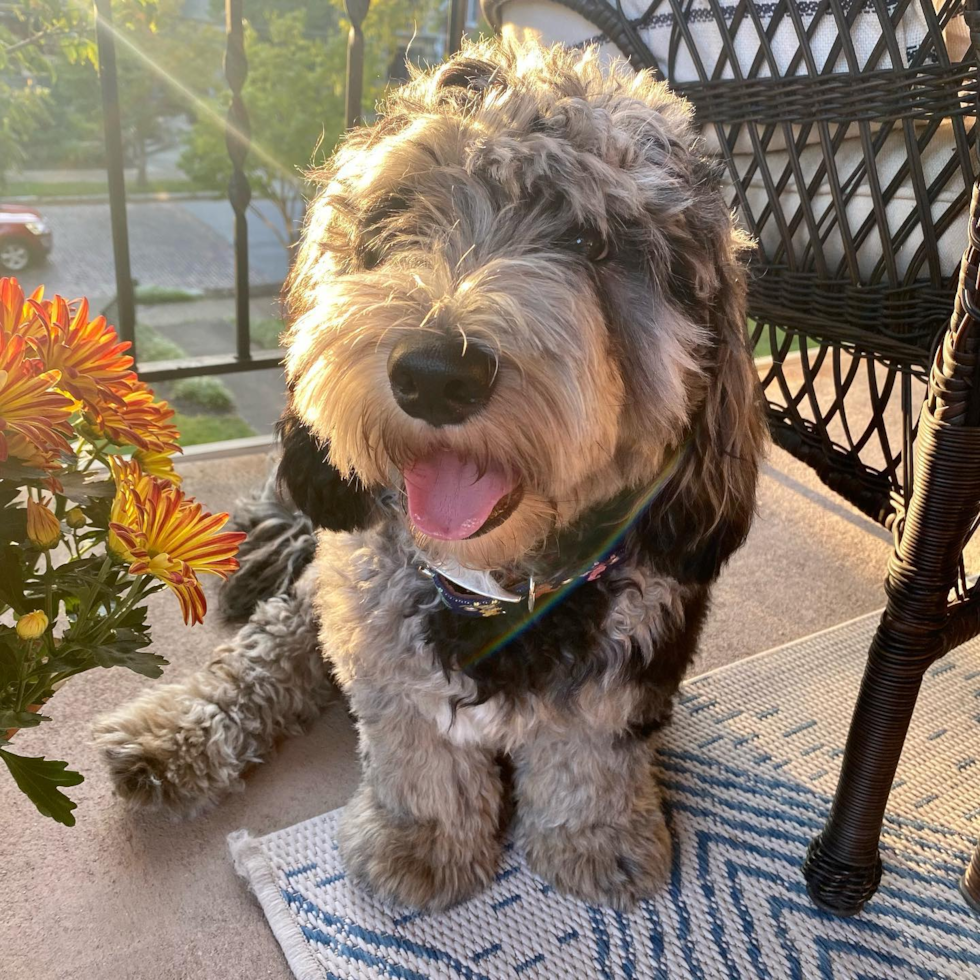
[93,0,472,384]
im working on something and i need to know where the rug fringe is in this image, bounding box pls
[228,829,324,980]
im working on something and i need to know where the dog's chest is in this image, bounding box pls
[313,525,692,749]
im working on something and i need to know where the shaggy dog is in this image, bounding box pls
[93,39,766,912]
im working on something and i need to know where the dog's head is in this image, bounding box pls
[282,39,765,578]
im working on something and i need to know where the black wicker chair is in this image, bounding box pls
[485,0,980,916]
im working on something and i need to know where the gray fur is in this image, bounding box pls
[93,568,330,816]
[93,38,765,912]
[218,466,316,623]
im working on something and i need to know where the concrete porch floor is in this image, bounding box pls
[0,439,967,980]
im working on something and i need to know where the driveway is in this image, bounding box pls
[13,198,291,309]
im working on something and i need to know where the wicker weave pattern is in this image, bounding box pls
[672,0,973,528]
[676,62,977,126]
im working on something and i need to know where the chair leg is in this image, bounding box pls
[803,399,980,914]
[801,618,936,916]
[962,840,980,914]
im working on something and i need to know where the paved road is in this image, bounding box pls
[13,197,292,309]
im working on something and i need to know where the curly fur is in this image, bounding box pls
[217,467,317,623]
[93,38,766,911]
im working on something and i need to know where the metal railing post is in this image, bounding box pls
[94,0,137,351]
[225,0,253,363]
[344,0,371,129]
[447,0,468,55]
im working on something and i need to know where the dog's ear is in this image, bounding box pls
[635,190,767,585]
[637,323,765,585]
[276,410,376,531]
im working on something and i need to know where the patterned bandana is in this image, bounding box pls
[418,443,688,619]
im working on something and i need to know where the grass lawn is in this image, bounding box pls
[135,323,184,361]
[4,178,206,199]
[133,323,257,446]
[175,413,256,446]
[135,285,204,305]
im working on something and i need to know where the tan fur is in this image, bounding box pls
[93,38,765,912]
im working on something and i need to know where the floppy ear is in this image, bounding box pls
[635,184,767,584]
[276,407,377,532]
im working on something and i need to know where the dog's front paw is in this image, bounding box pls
[519,814,672,910]
[339,784,500,911]
[92,683,249,815]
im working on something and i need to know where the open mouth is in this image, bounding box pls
[402,450,522,540]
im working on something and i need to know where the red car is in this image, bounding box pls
[0,203,52,273]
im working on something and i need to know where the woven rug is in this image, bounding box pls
[230,611,980,980]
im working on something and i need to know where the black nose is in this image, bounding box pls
[387,335,497,427]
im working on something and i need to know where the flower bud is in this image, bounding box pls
[65,507,87,529]
[26,497,61,549]
[16,610,49,640]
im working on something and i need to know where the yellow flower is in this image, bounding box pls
[107,457,142,557]
[65,507,87,529]
[133,448,181,484]
[108,459,245,625]
[0,330,74,469]
[16,610,49,640]
[26,496,61,549]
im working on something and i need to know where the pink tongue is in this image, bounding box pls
[403,451,516,540]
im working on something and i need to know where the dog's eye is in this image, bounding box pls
[564,229,611,262]
[360,241,384,271]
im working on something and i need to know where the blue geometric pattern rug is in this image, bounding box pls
[229,611,980,980]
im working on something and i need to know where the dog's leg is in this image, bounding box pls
[513,728,671,909]
[339,705,503,911]
[92,571,331,815]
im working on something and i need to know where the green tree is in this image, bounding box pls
[179,0,440,258]
[5,1,223,188]
[0,1,96,187]
[232,0,343,40]
[23,59,105,169]
[107,0,224,189]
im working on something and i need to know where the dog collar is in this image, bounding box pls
[418,443,687,618]
[423,546,627,618]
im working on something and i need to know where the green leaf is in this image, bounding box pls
[0,633,19,688]
[55,470,115,504]
[0,484,20,509]
[0,711,51,730]
[30,647,92,675]
[0,459,62,483]
[0,544,26,614]
[116,604,149,630]
[89,629,168,678]
[0,503,27,544]
[0,749,83,826]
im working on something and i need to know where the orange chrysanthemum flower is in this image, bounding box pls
[109,459,245,625]
[27,294,135,405]
[0,332,74,467]
[87,379,180,454]
[0,277,45,337]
